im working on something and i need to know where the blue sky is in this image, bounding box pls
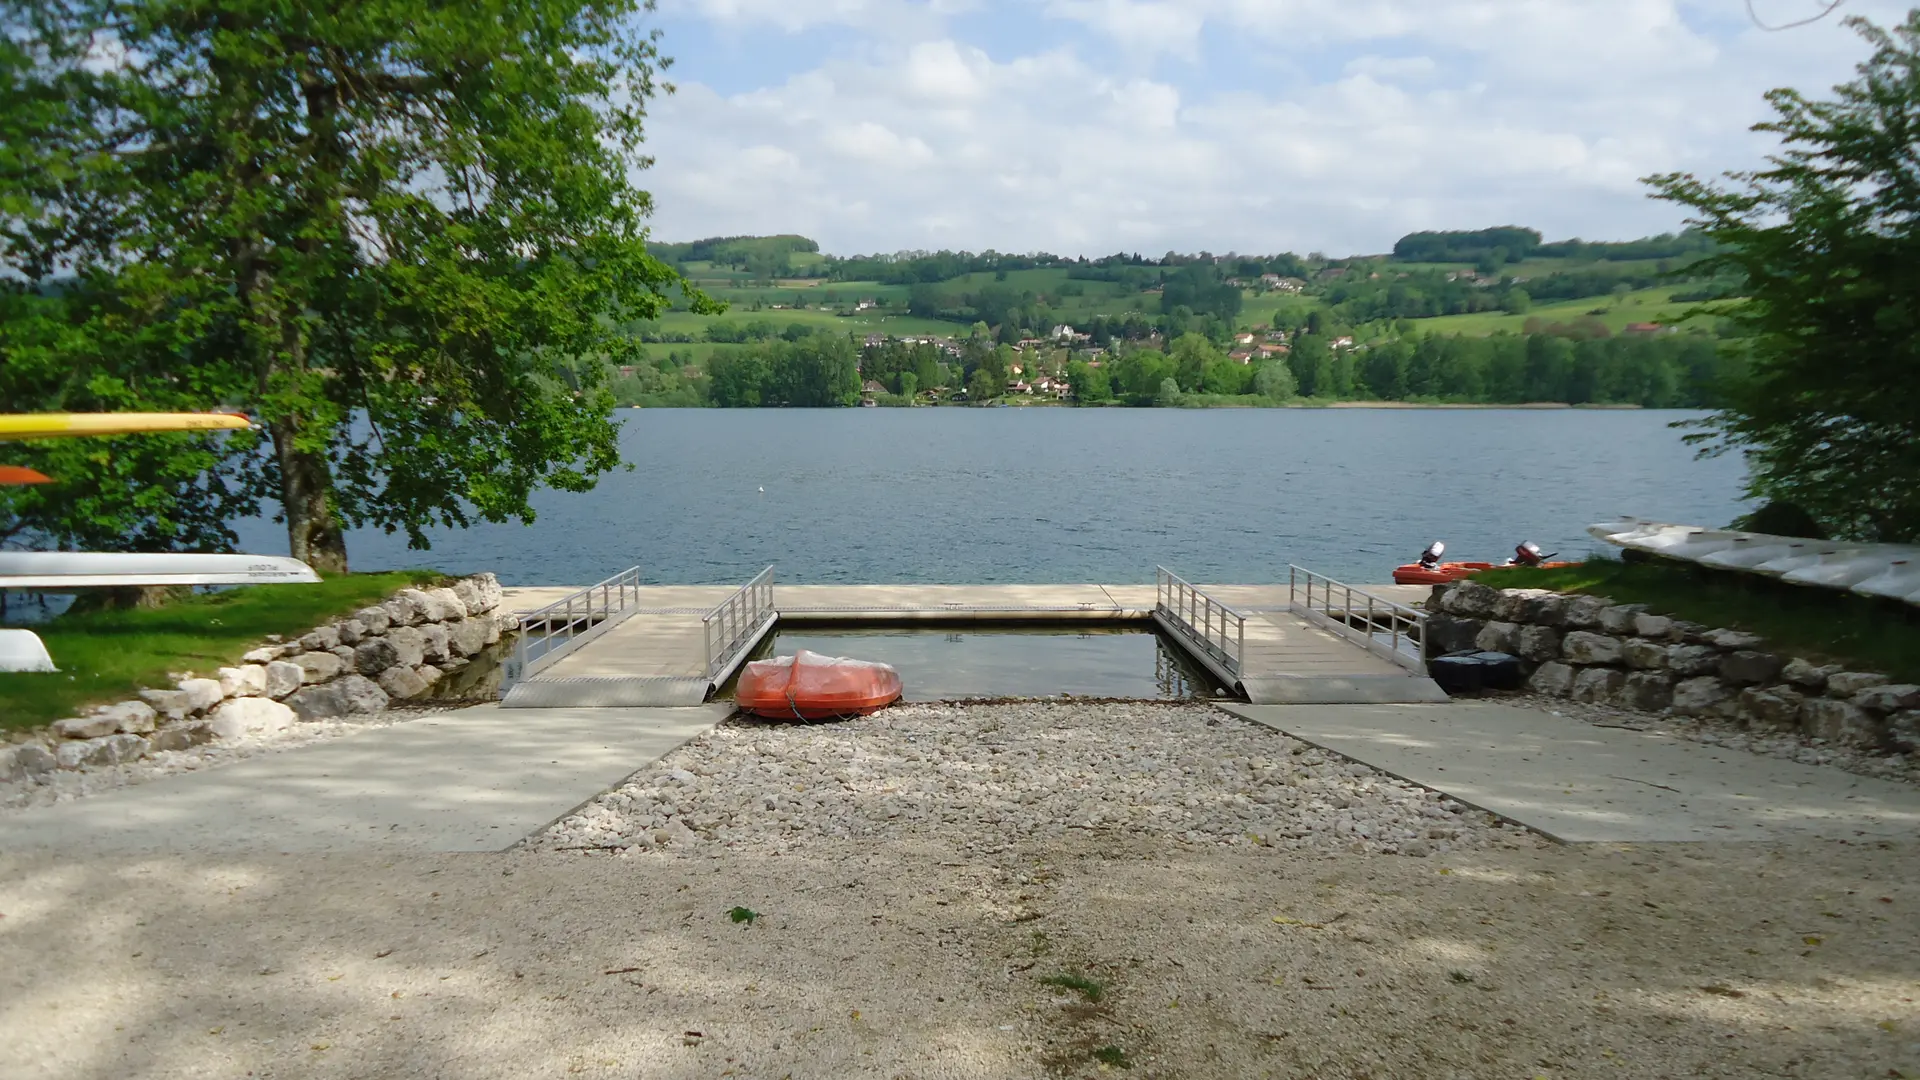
[631,0,1908,257]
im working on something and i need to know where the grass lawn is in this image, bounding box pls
[1474,559,1920,683]
[1407,287,1723,337]
[1,571,444,733]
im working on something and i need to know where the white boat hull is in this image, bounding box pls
[1589,520,1920,609]
[0,628,56,672]
[0,552,320,589]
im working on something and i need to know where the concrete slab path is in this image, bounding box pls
[1221,700,1920,842]
[0,704,731,855]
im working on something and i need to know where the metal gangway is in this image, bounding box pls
[500,566,778,708]
[1154,565,1446,704]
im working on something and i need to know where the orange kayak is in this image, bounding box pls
[1392,561,1495,585]
[736,649,903,721]
[0,465,53,486]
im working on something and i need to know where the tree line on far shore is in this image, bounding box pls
[614,324,1735,410]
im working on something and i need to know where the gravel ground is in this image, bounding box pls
[0,706,450,812]
[1506,692,1920,788]
[527,702,1546,858]
[3,838,1914,1080]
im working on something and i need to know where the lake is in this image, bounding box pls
[232,408,1750,587]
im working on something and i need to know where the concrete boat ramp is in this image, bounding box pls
[3,574,1916,855]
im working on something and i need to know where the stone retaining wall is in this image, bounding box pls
[1427,580,1920,755]
[1,573,517,783]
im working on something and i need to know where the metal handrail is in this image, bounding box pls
[704,566,776,681]
[1287,565,1427,673]
[504,566,646,689]
[1154,566,1246,677]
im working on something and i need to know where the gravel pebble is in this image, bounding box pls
[531,702,1543,857]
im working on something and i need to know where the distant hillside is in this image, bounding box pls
[648,234,821,277]
[1391,226,1715,266]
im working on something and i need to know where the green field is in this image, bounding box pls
[1408,287,1720,337]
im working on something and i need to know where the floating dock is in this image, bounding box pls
[497,569,1447,709]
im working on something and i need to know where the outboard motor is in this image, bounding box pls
[1418,541,1446,570]
[1511,541,1546,567]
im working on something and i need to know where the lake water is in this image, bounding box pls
[232,408,1750,587]
[718,626,1230,702]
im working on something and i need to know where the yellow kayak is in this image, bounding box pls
[0,412,254,441]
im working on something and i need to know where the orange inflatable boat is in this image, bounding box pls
[1391,561,1495,585]
[736,649,903,721]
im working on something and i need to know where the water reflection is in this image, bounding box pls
[719,624,1227,701]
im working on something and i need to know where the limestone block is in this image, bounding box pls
[424,587,468,621]
[377,666,429,701]
[453,573,504,615]
[1598,604,1648,635]
[1719,651,1783,686]
[1561,632,1626,666]
[354,606,392,634]
[1474,621,1520,654]
[1852,684,1920,714]
[415,664,443,686]
[149,723,213,753]
[1801,698,1885,749]
[1670,620,1711,643]
[2,743,57,781]
[1561,595,1613,630]
[1518,594,1569,627]
[1888,710,1920,754]
[52,713,121,740]
[1738,685,1805,731]
[287,675,390,721]
[336,619,366,647]
[1779,658,1836,691]
[1515,625,1563,663]
[419,622,451,664]
[241,645,285,664]
[1631,613,1673,639]
[483,613,507,646]
[299,625,341,652]
[1703,629,1764,651]
[1623,639,1669,670]
[1617,671,1674,713]
[55,733,148,769]
[383,591,429,628]
[206,697,296,740]
[1424,615,1483,656]
[355,638,402,675]
[1672,677,1732,718]
[1493,589,1552,621]
[447,617,492,659]
[382,626,428,669]
[104,700,158,734]
[178,678,225,713]
[1666,645,1721,677]
[289,651,346,683]
[264,660,305,699]
[217,664,268,698]
[138,688,194,722]
[1828,671,1891,698]
[1570,667,1626,704]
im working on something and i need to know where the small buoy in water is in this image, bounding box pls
[758,486,764,493]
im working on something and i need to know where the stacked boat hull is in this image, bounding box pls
[1588,518,1920,608]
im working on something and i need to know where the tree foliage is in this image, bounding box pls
[0,0,707,567]
[1646,13,1920,542]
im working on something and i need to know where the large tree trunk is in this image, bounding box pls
[271,418,348,573]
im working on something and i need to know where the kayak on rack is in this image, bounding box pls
[0,412,253,442]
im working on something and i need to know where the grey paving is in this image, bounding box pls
[1221,700,1920,842]
[0,704,731,854]
[1239,675,1450,705]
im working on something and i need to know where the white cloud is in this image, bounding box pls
[637,0,1920,255]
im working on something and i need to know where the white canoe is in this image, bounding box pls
[1780,548,1907,589]
[0,552,320,588]
[1589,519,1920,609]
[1850,561,1920,602]
[0,628,56,672]
[1696,538,1819,571]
